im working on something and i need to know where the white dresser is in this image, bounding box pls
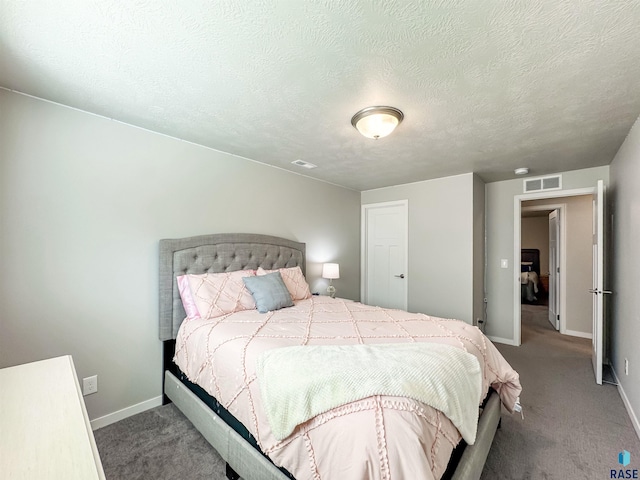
[0,355,105,479]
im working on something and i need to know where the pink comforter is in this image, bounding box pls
[174,296,521,480]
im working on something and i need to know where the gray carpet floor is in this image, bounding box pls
[480,304,639,479]
[94,305,640,479]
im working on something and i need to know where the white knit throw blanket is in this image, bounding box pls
[256,343,483,444]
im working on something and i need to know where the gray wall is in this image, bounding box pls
[522,196,594,335]
[609,115,640,437]
[0,90,361,422]
[485,166,609,342]
[520,215,549,274]
[361,173,477,323]
[473,174,486,325]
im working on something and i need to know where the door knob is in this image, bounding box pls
[394,274,405,279]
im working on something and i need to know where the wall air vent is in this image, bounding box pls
[524,174,562,193]
[291,159,317,169]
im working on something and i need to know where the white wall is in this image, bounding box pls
[485,166,609,342]
[522,196,594,335]
[361,173,478,324]
[0,90,361,423]
[609,115,640,438]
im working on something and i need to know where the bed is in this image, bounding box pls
[160,233,521,480]
[521,248,541,303]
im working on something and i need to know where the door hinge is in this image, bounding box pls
[557,314,560,320]
[557,267,560,273]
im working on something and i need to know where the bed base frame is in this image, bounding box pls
[159,233,502,480]
[165,370,288,480]
[165,370,501,480]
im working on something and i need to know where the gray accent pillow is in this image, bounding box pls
[243,272,294,313]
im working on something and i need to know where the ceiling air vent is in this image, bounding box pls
[524,175,562,193]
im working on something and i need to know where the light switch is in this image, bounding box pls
[501,259,509,268]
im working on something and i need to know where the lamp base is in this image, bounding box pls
[327,285,336,298]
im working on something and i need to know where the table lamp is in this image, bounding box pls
[322,263,340,298]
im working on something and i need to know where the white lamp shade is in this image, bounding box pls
[322,263,340,280]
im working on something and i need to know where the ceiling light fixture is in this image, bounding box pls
[514,167,529,175]
[291,159,318,169]
[351,106,404,139]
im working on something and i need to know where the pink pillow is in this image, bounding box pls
[176,275,201,319]
[257,266,311,301]
[186,270,257,319]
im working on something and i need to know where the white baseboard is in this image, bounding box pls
[90,395,163,431]
[611,367,640,441]
[487,335,518,346]
[563,329,592,339]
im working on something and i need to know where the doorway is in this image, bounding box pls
[514,181,607,386]
[513,187,597,346]
[520,204,566,342]
[519,195,594,342]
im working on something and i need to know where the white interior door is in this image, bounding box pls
[362,201,408,310]
[548,210,560,330]
[590,180,606,385]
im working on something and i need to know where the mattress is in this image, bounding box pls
[174,296,521,480]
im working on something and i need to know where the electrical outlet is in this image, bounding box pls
[625,358,629,376]
[83,375,98,396]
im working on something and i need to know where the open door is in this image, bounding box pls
[548,210,560,330]
[590,180,608,385]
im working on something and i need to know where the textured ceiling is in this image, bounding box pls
[1,1,639,191]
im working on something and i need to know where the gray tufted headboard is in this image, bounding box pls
[159,233,306,341]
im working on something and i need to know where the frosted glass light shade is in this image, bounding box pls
[351,106,404,139]
[322,263,340,279]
